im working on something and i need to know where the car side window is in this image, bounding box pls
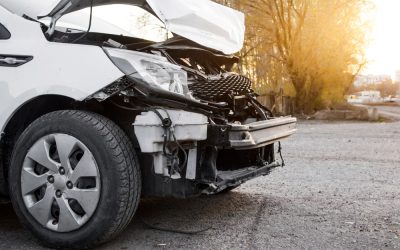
[0,23,11,39]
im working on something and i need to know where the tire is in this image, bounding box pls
[0,143,8,197]
[8,110,141,249]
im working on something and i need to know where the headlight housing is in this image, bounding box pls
[104,48,190,96]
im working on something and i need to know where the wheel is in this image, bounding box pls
[0,143,8,196]
[9,110,141,249]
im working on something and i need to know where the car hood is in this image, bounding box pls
[8,0,245,55]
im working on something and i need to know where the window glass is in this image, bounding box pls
[0,23,11,40]
[57,4,170,42]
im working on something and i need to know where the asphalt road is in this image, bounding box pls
[375,105,400,120]
[359,104,400,120]
[1,119,399,249]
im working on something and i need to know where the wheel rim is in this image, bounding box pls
[21,134,101,232]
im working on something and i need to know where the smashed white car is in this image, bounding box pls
[0,0,296,248]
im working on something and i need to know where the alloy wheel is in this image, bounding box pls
[21,134,101,232]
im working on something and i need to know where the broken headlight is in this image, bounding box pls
[104,48,189,96]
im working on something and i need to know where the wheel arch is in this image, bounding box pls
[0,94,142,196]
[0,94,76,195]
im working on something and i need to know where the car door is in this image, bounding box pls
[0,8,16,132]
[0,24,32,68]
[0,6,35,134]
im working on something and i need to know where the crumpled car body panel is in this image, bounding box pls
[146,0,245,54]
[1,0,245,54]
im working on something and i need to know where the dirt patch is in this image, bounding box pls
[313,109,369,121]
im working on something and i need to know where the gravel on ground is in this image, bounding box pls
[0,119,399,250]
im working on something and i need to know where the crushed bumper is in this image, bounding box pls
[229,117,297,149]
[207,116,297,149]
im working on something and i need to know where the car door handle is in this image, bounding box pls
[0,55,33,67]
[0,57,28,64]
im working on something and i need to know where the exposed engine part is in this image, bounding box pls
[91,77,134,101]
[133,109,208,179]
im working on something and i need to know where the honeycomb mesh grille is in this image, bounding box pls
[189,74,252,100]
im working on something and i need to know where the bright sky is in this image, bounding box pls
[363,0,400,76]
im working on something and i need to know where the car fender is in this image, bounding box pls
[0,7,124,133]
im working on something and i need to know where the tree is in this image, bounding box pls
[215,0,371,113]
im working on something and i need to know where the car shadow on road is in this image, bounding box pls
[0,201,23,230]
[100,191,285,249]
[137,191,282,223]
[0,191,284,249]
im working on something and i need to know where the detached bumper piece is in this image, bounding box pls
[207,116,297,149]
[230,117,297,149]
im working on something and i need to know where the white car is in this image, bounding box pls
[384,95,400,103]
[0,0,296,248]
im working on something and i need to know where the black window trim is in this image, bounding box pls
[0,23,11,40]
